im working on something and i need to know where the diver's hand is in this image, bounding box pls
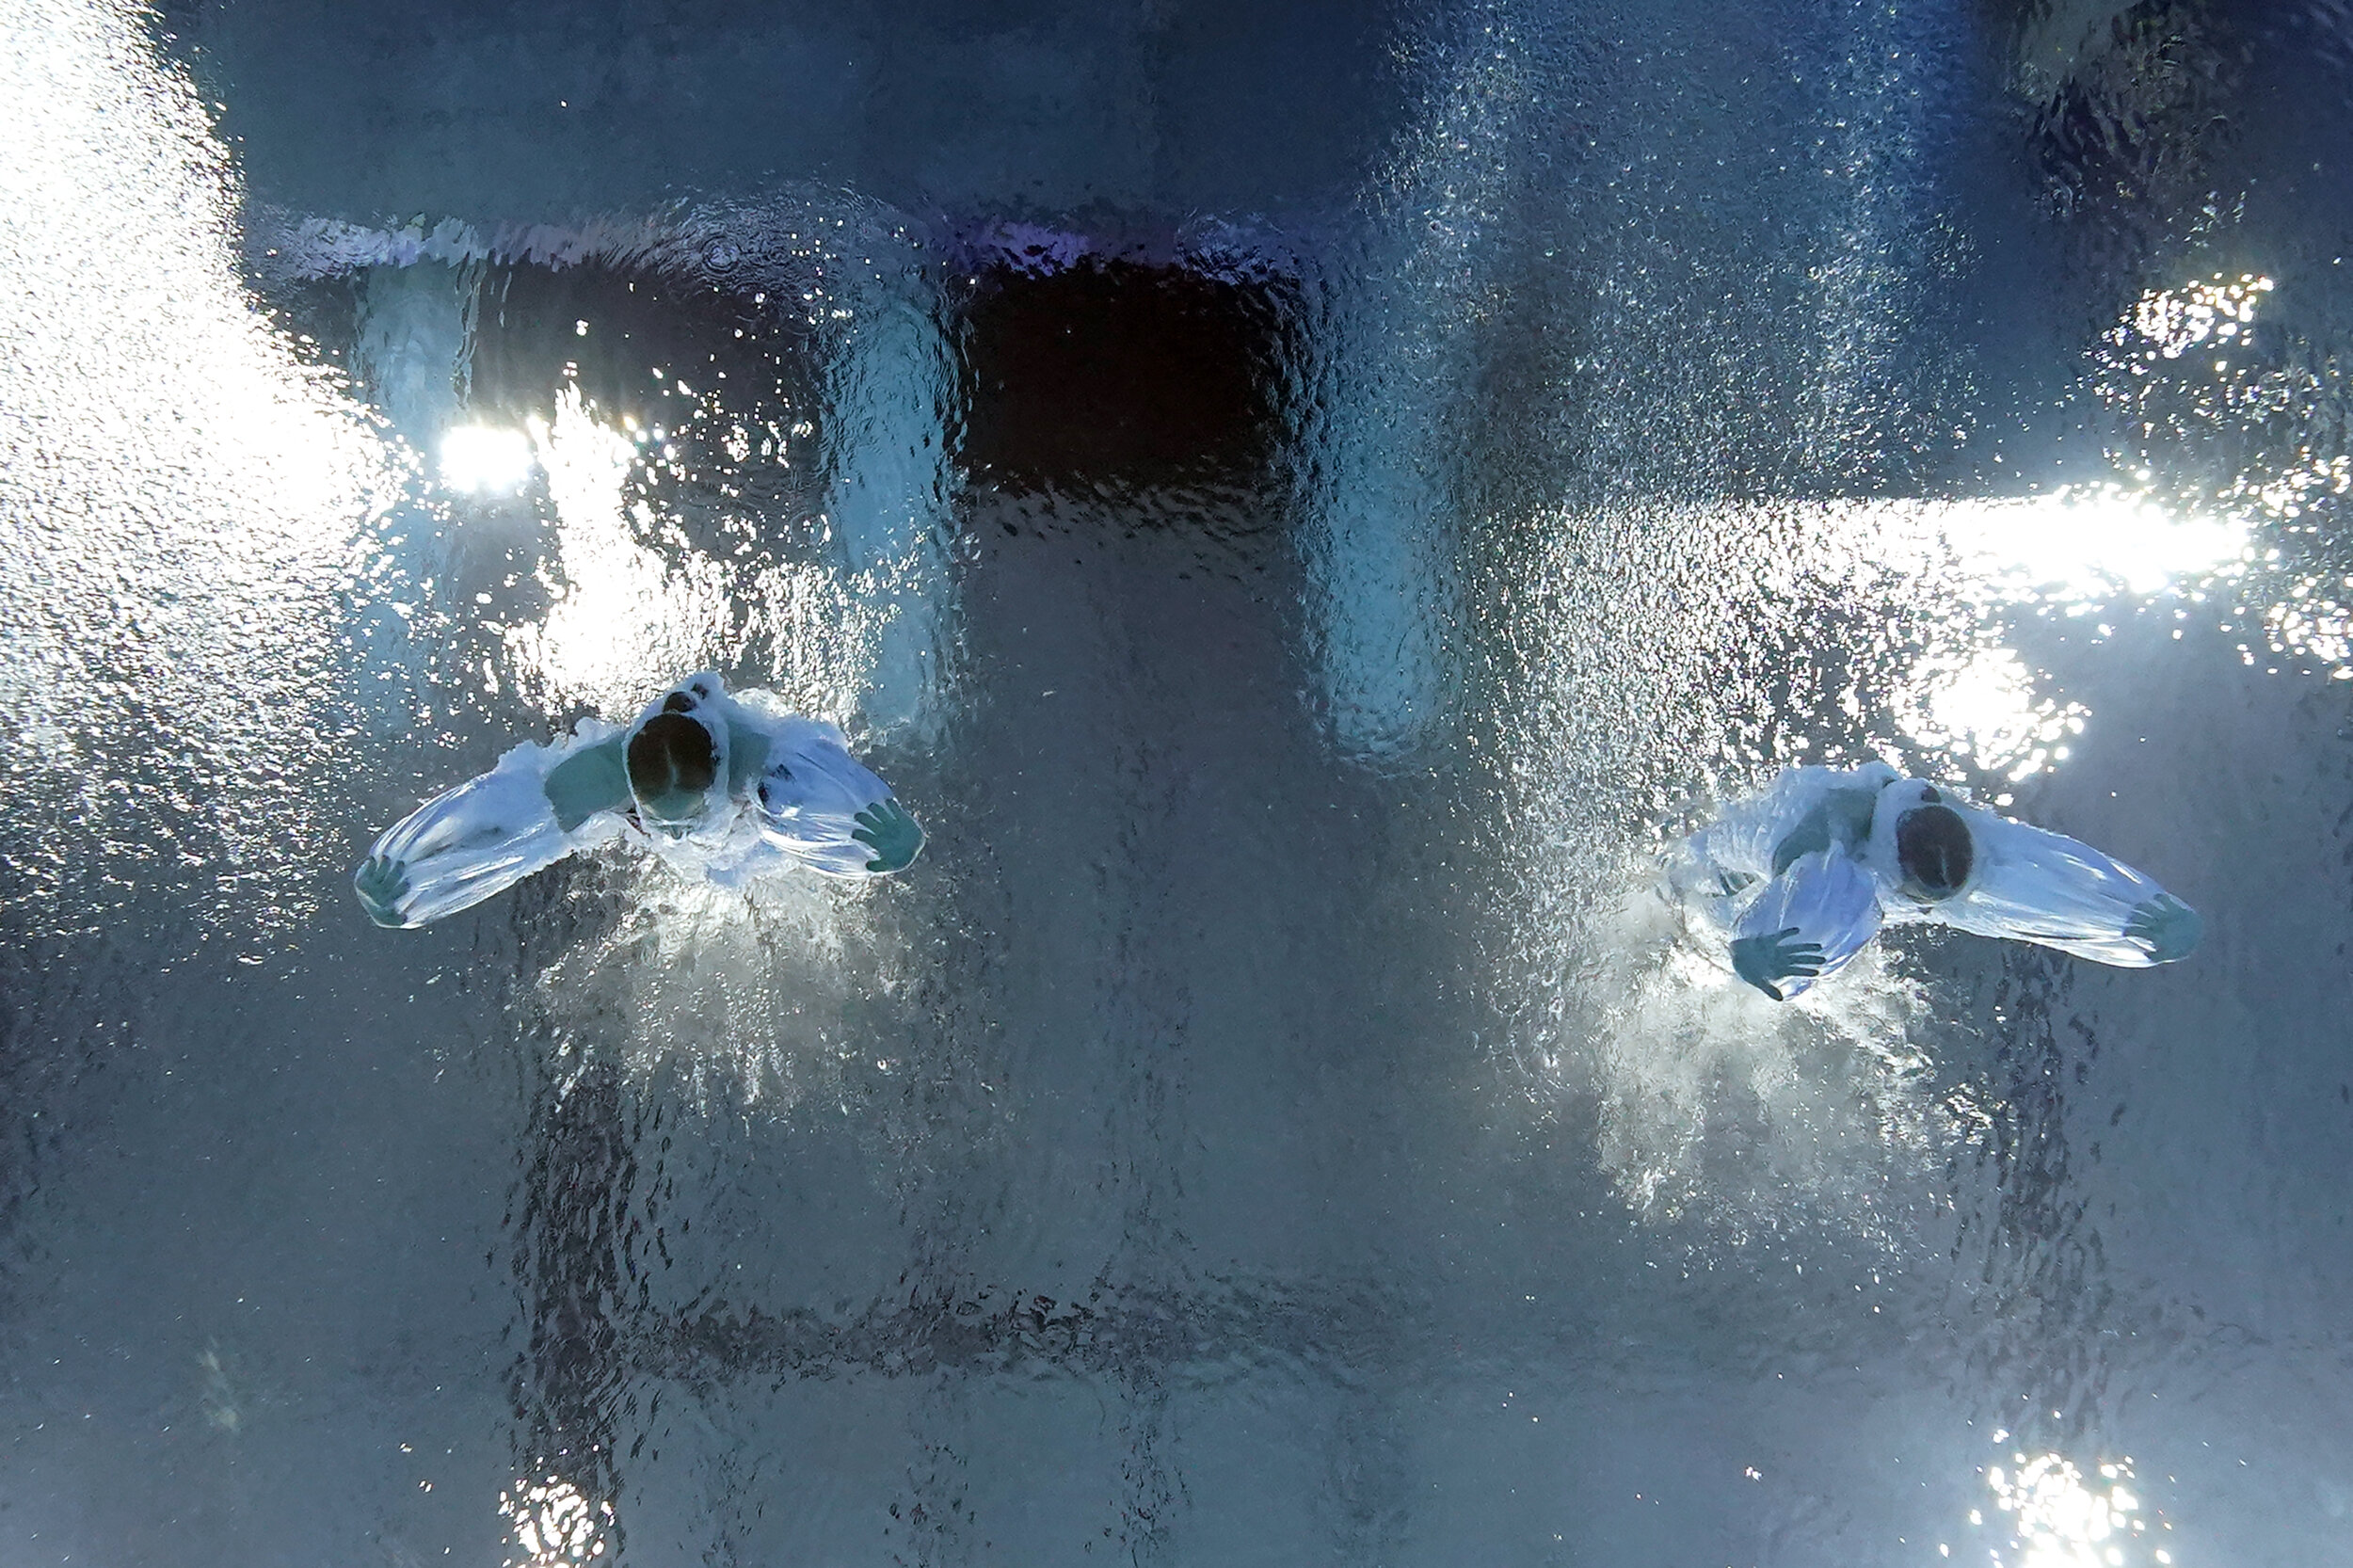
[353,854,412,928]
[1730,926,1824,1000]
[851,798,924,873]
[2125,893,2202,963]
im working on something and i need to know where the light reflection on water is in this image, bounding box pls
[0,0,397,938]
[494,383,884,726]
[1926,488,2248,605]
[509,386,739,715]
[499,1475,613,1566]
[1973,1449,2169,1568]
[441,424,537,494]
[1896,645,2087,786]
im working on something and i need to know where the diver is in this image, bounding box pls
[353,672,924,929]
[1684,762,2201,1000]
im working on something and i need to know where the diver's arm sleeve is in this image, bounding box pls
[723,717,773,797]
[1732,849,1885,999]
[543,733,632,830]
[751,718,920,878]
[356,730,622,928]
[1689,765,1896,890]
[1930,816,2196,967]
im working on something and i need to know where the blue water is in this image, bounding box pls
[4,0,2353,1562]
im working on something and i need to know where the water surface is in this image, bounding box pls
[4,1,2352,1563]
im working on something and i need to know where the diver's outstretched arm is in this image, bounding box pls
[1931,816,2200,967]
[354,729,628,928]
[1728,848,1885,1000]
[749,717,923,878]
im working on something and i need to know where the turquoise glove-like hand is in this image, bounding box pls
[354,854,412,929]
[850,798,924,873]
[2125,892,2202,963]
[1729,926,1825,1000]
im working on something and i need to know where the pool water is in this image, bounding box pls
[4,1,2353,1563]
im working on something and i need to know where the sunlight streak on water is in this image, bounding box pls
[1927,488,2248,604]
[814,278,963,740]
[2080,268,2353,680]
[2121,273,2271,365]
[0,0,395,935]
[1289,3,1513,762]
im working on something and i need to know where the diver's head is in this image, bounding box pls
[1894,798,1974,902]
[626,712,718,837]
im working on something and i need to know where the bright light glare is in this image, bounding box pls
[440,424,536,492]
[0,0,396,923]
[1897,646,2086,782]
[2118,272,2271,361]
[1981,1451,2163,1568]
[499,1475,612,1565]
[504,387,729,712]
[1941,487,2245,601]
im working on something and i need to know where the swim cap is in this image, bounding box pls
[627,712,718,825]
[1895,802,1974,901]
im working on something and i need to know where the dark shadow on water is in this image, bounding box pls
[957,259,1296,497]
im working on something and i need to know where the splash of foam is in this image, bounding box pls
[1566,856,1954,1240]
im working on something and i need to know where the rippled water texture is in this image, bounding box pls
[6,0,2353,1562]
